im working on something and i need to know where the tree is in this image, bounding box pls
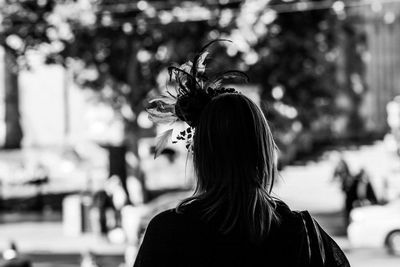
[218,0,366,163]
[1,0,365,183]
[0,0,58,148]
[57,3,220,198]
[3,49,22,148]
[0,0,233,198]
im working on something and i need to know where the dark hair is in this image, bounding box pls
[177,93,279,242]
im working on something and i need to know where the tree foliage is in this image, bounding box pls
[221,0,365,161]
[1,0,364,163]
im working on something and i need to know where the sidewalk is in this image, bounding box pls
[0,222,126,255]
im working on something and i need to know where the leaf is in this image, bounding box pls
[206,79,223,90]
[192,51,209,75]
[199,39,232,54]
[149,95,176,105]
[166,90,177,99]
[154,129,173,159]
[168,66,195,81]
[168,66,200,94]
[147,112,177,124]
[179,61,193,73]
[147,99,175,114]
[147,96,177,124]
[192,39,232,77]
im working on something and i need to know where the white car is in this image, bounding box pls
[347,199,400,254]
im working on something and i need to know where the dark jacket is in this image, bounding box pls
[134,201,350,267]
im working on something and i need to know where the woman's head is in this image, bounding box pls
[179,92,279,242]
[193,93,277,194]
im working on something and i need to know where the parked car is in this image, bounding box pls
[347,198,400,254]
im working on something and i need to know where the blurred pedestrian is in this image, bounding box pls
[332,155,353,193]
[25,163,49,212]
[381,176,390,204]
[344,168,378,226]
[106,175,128,228]
[333,155,353,193]
[91,175,129,239]
[352,168,378,208]
[92,185,114,235]
[126,175,144,206]
[0,241,31,267]
[331,155,355,226]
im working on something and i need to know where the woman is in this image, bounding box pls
[134,41,350,267]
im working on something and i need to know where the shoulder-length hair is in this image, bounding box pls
[177,93,279,242]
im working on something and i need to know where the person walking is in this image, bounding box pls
[332,155,353,193]
[134,40,350,267]
[332,155,354,226]
[351,168,378,208]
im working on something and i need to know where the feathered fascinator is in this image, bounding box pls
[147,39,249,158]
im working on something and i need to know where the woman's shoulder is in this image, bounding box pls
[273,200,305,231]
[148,201,302,223]
[275,200,301,218]
[141,209,182,241]
[147,207,199,229]
[145,207,209,243]
[147,209,181,226]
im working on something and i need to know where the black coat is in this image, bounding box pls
[134,201,349,267]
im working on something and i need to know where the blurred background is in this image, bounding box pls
[1,0,400,266]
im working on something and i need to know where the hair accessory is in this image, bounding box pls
[147,39,249,158]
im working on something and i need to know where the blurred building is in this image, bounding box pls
[347,2,400,134]
[0,47,110,201]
